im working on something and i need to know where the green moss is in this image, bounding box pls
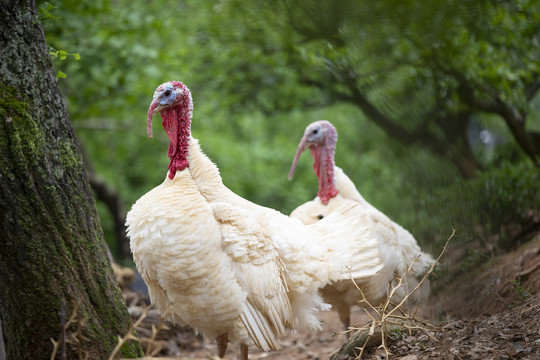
[0,83,28,116]
[119,339,142,358]
[59,140,83,170]
[0,82,45,175]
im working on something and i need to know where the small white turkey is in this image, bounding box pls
[126,82,384,360]
[288,120,434,333]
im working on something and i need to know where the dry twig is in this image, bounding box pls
[144,314,170,356]
[50,298,175,360]
[108,304,152,360]
[50,302,89,360]
[109,303,173,359]
[332,229,455,359]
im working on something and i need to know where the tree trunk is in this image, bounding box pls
[80,146,131,260]
[439,112,479,180]
[0,1,143,359]
[499,107,539,165]
[88,172,131,260]
[449,151,478,180]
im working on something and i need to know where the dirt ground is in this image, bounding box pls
[121,234,540,360]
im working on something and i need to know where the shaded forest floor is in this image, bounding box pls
[120,234,540,360]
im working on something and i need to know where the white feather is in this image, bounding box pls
[291,166,434,325]
[127,138,383,354]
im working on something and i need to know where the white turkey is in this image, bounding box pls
[288,120,434,334]
[126,82,383,360]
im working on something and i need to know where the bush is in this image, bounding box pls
[416,159,540,258]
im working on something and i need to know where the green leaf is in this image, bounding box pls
[39,2,60,21]
[56,70,67,79]
[73,53,81,60]
[45,2,57,11]
[39,9,60,21]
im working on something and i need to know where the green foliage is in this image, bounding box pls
[40,2,80,79]
[414,159,540,253]
[389,327,407,341]
[40,0,540,266]
[48,47,80,78]
[205,0,540,122]
[48,47,80,61]
[38,2,60,21]
[510,279,531,300]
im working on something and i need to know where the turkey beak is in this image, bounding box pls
[288,136,308,180]
[147,100,166,138]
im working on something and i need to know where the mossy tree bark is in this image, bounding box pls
[0,1,143,359]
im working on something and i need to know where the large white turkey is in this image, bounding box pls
[126,82,383,360]
[288,120,434,333]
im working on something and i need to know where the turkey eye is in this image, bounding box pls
[164,90,172,97]
[312,129,319,134]
[317,214,324,220]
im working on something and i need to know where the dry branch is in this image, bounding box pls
[50,303,90,360]
[328,229,455,360]
[109,305,153,360]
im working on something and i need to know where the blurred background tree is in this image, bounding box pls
[41,0,540,278]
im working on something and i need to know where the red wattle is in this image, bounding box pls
[159,84,192,179]
[312,142,338,205]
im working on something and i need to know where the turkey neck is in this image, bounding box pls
[162,100,192,179]
[187,139,227,201]
[311,141,338,205]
